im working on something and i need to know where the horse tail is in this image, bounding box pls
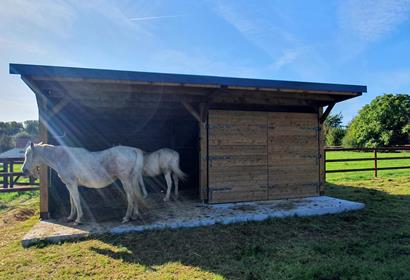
[131,149,146,206]
[171,152,188,181]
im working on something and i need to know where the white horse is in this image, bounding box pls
[139,148,187,201]
[22,142,145,224]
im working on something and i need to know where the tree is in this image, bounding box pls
[23,120,39,137]
[0,121,23,136]
[324,113,346,146]
[342,94,410,148]
[0,135,14,153]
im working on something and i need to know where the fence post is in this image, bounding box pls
[3,162,9,189]
[10,161,14,188]
[374,149,378,177]
[323,149,327,182]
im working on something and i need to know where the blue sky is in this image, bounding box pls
[1,0,410,124]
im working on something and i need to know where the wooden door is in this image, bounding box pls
[208,110,268,203]
[267,112,319,199]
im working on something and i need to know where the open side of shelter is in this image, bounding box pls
[10,63,366,221]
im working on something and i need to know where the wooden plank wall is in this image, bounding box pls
[267,112,319,199]
[208,110,320,203]
[208,110,268,203]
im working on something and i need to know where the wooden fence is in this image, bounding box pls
[324,146,410,178]
[0,158,39,192]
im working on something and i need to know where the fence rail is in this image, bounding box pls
[324,146,410,178]
[0,158,39,192]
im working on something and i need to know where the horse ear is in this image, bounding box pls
[30,141,34,149]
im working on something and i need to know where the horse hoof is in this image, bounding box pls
[66,216,75,222]
[73,221,82,226]
[163,198,170,202]
[122,218,130,223]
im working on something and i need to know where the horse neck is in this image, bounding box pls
[36,145,61,172]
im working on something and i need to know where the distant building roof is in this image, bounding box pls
[0,148,25,159]
[16,135,31,149]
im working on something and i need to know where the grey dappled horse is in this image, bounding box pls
[22,143,145,224]
[140,148,187,201]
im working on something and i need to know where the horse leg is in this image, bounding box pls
[66,194,77,222]
[138,175,148,198]
[164,172,172,202]
[132,177,143,219]
[121,181,135,223]
[172,173,179,198]
[66,184,83,225]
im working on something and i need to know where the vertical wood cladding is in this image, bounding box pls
[207,110,319,203]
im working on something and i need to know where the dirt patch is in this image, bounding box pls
[270,201,296,211]
[0,208,35,226]
[232,205,257,211]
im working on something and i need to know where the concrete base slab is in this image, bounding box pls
[22,196,364,247]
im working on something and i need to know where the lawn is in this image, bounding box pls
[0,170,410,278]
[1,162,38,184]
[326,150,410,182]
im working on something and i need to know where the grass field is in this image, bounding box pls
[0,162,39,185]
[0,156,410,279]
[326,150,410,181]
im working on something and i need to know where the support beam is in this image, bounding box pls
[319,102,335,124]
[207,88,224,103]
[181,101,201,123]
[318,107,325,195]
[199,103,209,201]
[51,97,70,116]
[37,94,50,220]
[22,76,50,219]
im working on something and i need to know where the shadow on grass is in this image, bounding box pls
[43,182,410,279]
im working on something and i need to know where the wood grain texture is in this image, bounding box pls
[199,103,208,200]
[319,107,325,194]
[267,112,319,200]
[208,110,268,203]
[37,94,50,219]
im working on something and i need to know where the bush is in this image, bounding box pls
[342,94,410,148]
[326,127,346,146]
[0,135,15,153]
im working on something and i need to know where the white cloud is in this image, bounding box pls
[371,69,410,92]
[339,0,410,42]
[270,49,300,72]
[129,15,186,21]
[212,1,332,80]
[149,49,260,78]
[0,0,75,39]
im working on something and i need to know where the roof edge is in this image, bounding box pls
[9,63,367,94]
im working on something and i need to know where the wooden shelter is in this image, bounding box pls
[10,64,366,220]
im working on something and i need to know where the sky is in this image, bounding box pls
[1,0,410,124]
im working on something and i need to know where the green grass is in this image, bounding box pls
[0,191,38,211]
[1,162,39,185]
[326,151,410,181]
[1,158,410,278]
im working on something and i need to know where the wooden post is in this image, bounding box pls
[38,95,50,220]
[199,103,208,201]
[22,77,50,219]
[9,161,14,188]
[374,149,378,177]
[318,107,325,195]
[4,162,9,189]
[323,148,327,183]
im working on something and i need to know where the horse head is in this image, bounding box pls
[22,142,40,178]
